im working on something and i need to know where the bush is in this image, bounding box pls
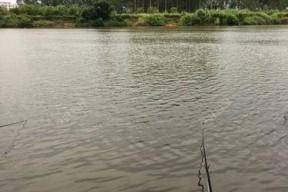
[92,17,104,27]
[68,5,82,16]
[255,12,273,23]
[135,16,148,26]
[169,7,178,13]
[179,14,192,25]
[243,16,266,25]
[81,1,112,21]
[209,10,239,25]
[147,6,159,14]
[107,15,128,26]
[2,15,18,27]
[0,16,5,27]
[0,6,8,16]
[18,16,33,27]
[144,14,165,26]
[93,1,112,20]
[195,9,213,24]
[10,5,44,16]
[54,5,68,16]
[105,19,127,26]
[135,7,144,13]
[44,6,58,18]
[33,20,56,27]
[236,9,253,23]
[81,6,95,20]
[190,14,202,25]
[279,17,288,24]
[220,13,238,25]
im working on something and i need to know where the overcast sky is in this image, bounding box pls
[0,0,17,4]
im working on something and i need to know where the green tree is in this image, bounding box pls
[81,1,112,20]
[0,6,8,16]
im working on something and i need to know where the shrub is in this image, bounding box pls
[44,6,58,19]
[81,1,112,21]
[144,14,165,26]
[0,21,4,27]
[17,16,33,27]
[220,13,238,25]
[135,7,144,13]
[163,12,181,18]
[243,16,266,25]
[0,16,5,27]
[108,15,128,26]
[10,5,44,16]
[93,1,112,20]
[92,17,104,27]
[0,6,8,16]
[147,6,159,14]
[54,5,68,16]
[169,7,178,13]
[81,6,95,20]
[271,12,288,24]
[195,9,213,24]
[279,17,288,24]
[105,19,127,26]
[135,16,148,26]
[33,20,56,27]
[2,15,18,27]
[190,14,202,25]
[68,5,83,17]
[255,12,273,23]
[179,14,192,25]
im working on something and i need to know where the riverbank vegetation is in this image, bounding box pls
[1,0,288,28]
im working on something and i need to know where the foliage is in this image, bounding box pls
[135,7,144,13]
[179,9,280,26]
[33,20,56,27]
[144,14,165,26]
[81,1,112,21]
[105,16,128,26]
[0,6,8,16]
[92,17,104,26]
[179,14,193,25]
[169,7,178,13]
[2,4,288,28]
[243,16,266,25]
[2,14,18,27]
[0,17,5,27]
[15,0,288,13]
[147,6,159,14]
[10,4,44,15]
[194,9,213,24]
[210,10,238,25]
[18,15,33,27]
[135,16,148,26]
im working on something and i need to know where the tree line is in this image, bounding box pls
[16,0,288,12]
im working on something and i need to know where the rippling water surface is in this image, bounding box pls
[1,26,288,192]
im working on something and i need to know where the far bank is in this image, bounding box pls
[1,5,288,28]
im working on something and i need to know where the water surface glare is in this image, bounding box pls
[1,27,288,192]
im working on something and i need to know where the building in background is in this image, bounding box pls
[0,1,18,10]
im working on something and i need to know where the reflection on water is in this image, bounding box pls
[0,26,288,192]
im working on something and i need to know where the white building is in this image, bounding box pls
[0,1,18,10]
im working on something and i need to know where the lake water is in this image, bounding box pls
[0,26,288,192]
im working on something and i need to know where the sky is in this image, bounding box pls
[0,0,16,4]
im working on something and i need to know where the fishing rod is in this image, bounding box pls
[0,120,27,128]
[201,132,213,192]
